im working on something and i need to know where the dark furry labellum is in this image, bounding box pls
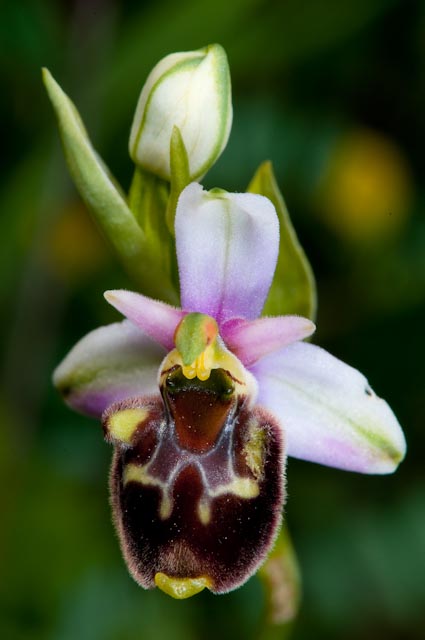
[103,366,285,597]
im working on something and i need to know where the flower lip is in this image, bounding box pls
[106,393,286,594]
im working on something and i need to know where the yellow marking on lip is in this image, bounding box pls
[244,421,266,480]
[154,573,212,599]
[124,463,172,519]
[197,474,260,525]
[107,408,148,444]
[211,477,259,500]
[197,499,211,525]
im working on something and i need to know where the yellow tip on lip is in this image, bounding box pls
[154,572,212,599]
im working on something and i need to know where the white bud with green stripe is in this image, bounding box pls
[129,44,232,181]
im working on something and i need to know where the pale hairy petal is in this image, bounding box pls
[104,290,184,350]
[222,315,315,366]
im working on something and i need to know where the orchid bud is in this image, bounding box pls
[129,45,232,181]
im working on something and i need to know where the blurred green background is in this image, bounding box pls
[1,0,424,638]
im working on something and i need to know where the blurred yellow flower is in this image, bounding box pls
[317,128,413,243]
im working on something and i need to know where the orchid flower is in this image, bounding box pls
[54,182,406,599]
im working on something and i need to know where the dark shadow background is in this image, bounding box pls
[1,1,424,638]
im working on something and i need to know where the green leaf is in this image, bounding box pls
[257,523,301,639]
[248,161,316,320]
[42,68,178,304]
